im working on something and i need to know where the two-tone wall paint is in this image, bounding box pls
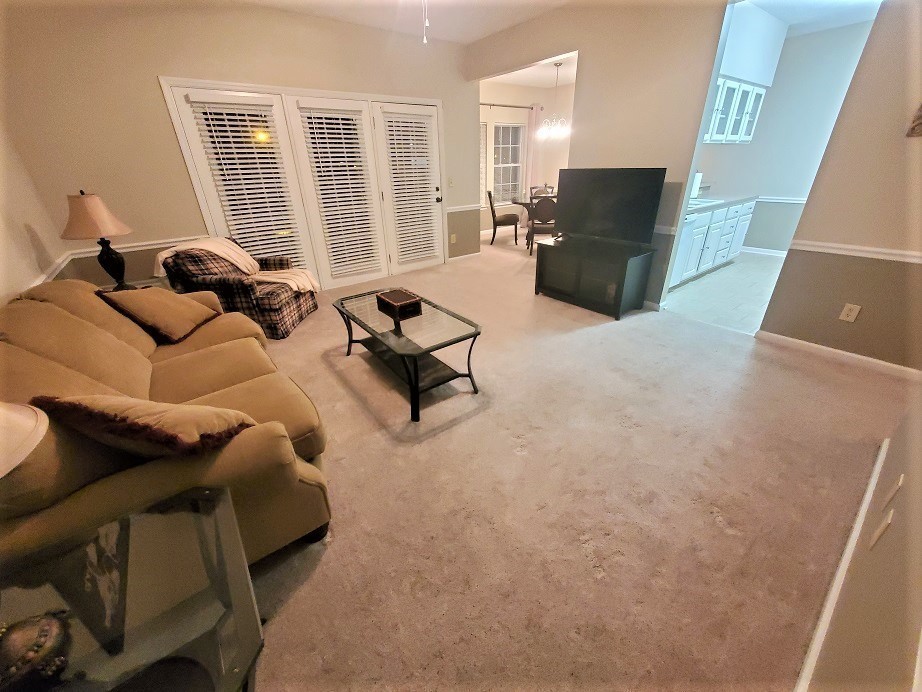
[760,0,922,372]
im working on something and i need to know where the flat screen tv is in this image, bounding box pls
[555,168,666,245]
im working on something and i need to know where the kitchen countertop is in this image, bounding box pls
[685,195,759,215]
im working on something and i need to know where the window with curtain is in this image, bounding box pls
[492,124,524,203]
[479,122,487,207]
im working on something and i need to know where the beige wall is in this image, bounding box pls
[478,80,574,231]
[786,1,919,252]
[464,3,726,230]
[760,0,922,369]
[3,4,480,264]
[698,20,871,200]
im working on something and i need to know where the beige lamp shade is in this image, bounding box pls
[60,193,133,240]
[0,403,48,479]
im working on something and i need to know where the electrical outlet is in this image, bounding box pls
[450,233,456,244]
[839,303,861,322]
[448,177,454,188]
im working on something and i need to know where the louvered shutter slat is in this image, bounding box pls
[190,100,309,268]
[299,107,383,279]
[382,112,439,264]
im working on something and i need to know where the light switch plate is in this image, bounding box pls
[450,234,456,244]
[839,304,861,322]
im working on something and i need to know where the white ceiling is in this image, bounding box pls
[4,0,574,44]
[748,0,881,36]
[483,51,578,89]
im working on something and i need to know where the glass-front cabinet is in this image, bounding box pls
[703,77,766,144]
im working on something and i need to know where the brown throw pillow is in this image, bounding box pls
[97,287,218,344]
[31,395,255,458]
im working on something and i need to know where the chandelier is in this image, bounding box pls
[537,62,570,140]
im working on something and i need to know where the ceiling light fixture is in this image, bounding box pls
[537,62,570,140]
[422,0,429,44]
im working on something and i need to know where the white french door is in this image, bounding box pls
[171,87,319,276]
[372,103,445,273]
[167,82,448,290]
[286,96,390,288]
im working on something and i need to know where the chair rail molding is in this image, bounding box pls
[35,235,205,286]
[788,240,922,264]
[446,204,482,213]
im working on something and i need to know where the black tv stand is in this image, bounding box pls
[534,236,655,319]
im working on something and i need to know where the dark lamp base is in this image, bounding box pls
[97,238,135,291]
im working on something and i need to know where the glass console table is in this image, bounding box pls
[0,488,262,691]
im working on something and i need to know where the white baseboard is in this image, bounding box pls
[447,251,480,262]
[742,246,787,257]
[795,438,891,691]
[654,225,677,236]
[643,301,661,312]
[755,331,922,382]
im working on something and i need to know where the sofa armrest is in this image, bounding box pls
[183,291,224,314]
[256,256,293,271]
[0,422,295,576]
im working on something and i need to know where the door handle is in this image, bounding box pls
[435,196,443,203]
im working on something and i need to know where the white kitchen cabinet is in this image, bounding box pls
[681,225,709,282]
[739,87,765,143]
[697,224,724,272]
[669,200,756,288]
[729,214,752,258]
[719,1,788,88]
[704,81,766,144]
[670,211,712,287]
[708,79,743,143]
[725,83,753,143]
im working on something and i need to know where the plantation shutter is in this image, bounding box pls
[174,88,316,273]
[288,97,389,287]
[373,103,444,270]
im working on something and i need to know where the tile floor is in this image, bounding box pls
[662,250,786,334]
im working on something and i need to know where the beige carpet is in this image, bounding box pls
[252,236,914,690]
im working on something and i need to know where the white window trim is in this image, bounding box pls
[158,75,451,264]
[491,122,527,205]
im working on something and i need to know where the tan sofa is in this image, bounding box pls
[0,280,330,573]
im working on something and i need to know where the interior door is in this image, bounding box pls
[371,102,445,273]
[171,87,318,275]
[286,96,390,288]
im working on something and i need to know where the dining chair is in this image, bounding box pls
[526,196,557,255]
[487,190,519,245]
[530,184,556,198]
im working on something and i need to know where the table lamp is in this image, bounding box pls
[0,402,48,483]
[61,190,134,291]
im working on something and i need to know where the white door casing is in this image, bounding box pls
[171,87,319,275]
[286,96,390,288]
[372,102,445,274]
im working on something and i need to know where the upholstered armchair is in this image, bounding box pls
[161,249,318,339]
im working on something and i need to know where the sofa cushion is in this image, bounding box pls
[187,372,326,459]
[0,419,139,520]
[149,338,277,404]
[0,342,122,403]
[149,313,267,363]
[20,280,156,356]
[32,395,256,458]
[0,301,152,398]
[97,287,219,344]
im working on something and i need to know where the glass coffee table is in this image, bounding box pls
[333,289,481,422]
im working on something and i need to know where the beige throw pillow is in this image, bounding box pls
[97,287,218,344]
[31,395,255,458]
